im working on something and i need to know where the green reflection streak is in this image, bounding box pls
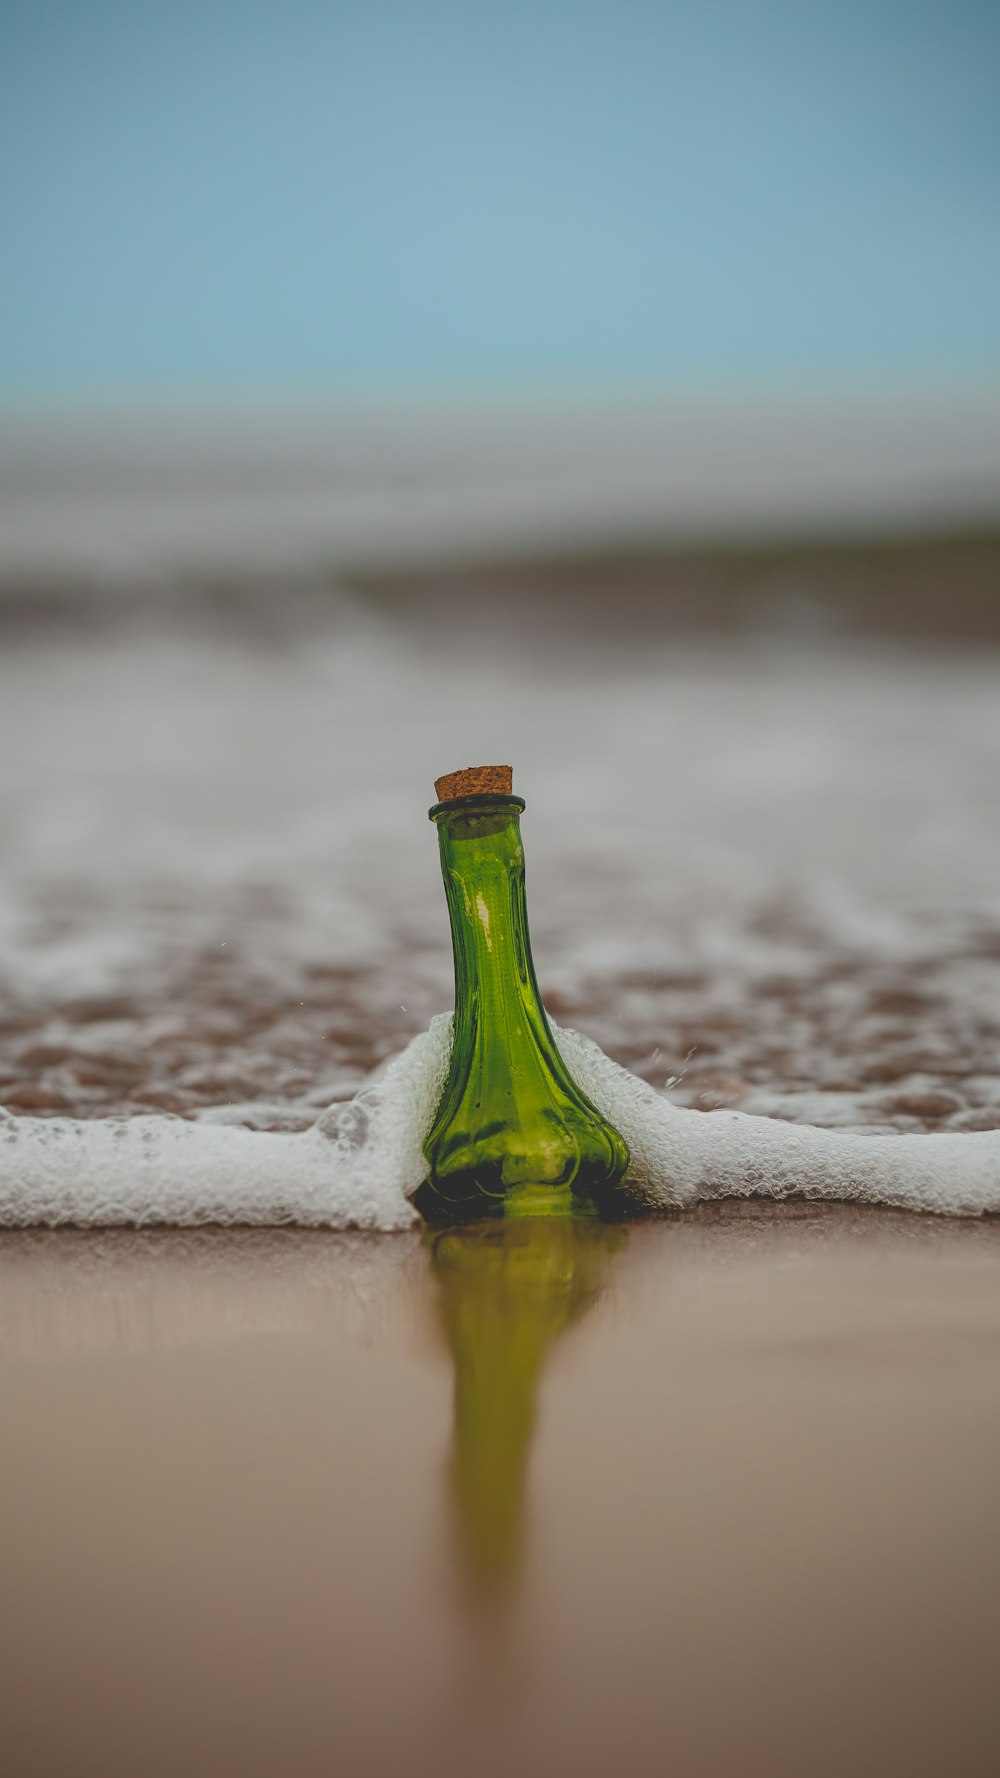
[428,1218,626,1607]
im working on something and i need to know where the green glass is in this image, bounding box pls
[414,792,629,1223]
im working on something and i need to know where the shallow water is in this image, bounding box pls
[2,594,999,1145]
[2,1204,999,1778]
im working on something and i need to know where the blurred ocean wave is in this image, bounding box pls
[1,388,998,1143]
[0,567,998,1140]
[2,388,999,579]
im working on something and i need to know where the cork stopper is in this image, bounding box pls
[434,764,513,803]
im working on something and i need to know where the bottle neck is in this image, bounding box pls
[432,797,552,1056]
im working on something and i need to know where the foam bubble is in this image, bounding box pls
[1,1016,997,1227]
[556,1026,1000,1220]
[0,1021,449,1229]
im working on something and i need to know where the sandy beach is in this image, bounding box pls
[5,0,1000,1763]
[1,1204,998,1778]
[1,458,999,1771]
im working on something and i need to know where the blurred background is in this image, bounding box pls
[1,0,999,1137]
[3,16,1000,1776]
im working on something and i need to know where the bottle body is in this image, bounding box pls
[415,795,628,1222]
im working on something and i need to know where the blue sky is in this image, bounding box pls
[1,0,998,397]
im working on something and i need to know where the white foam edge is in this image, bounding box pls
[0,1014,997,1227]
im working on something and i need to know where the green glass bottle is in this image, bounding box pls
[414,766,629,1223]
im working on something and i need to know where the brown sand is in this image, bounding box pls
[1,1203,998,1778]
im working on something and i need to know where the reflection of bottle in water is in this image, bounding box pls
[415,766,629,1225]
[429,1218,626,1604]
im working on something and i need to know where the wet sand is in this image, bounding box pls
[2,1204,998,1778]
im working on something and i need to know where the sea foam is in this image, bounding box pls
[1,1016,997,1227]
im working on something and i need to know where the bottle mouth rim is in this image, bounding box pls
[428,793,526,822]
